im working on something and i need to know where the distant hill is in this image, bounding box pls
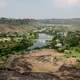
[38,18,80,31]
[0,18,80,32]
[0,18,39,32]
[38,18,80,25]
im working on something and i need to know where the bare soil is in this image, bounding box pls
[0,49,80,80]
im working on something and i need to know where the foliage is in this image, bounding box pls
[0,32,37,59]
[48,31,80,52]
[64,47,80,60]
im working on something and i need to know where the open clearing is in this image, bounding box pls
[22,49,76,72]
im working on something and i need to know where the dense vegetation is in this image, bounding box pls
[47,30,80,60]
[0,32,38,60]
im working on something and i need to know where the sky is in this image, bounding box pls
[0,0,80,19]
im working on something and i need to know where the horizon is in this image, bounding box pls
[0,17,80,20]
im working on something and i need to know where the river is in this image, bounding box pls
[29,33,53,50]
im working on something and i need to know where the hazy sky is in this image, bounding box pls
[0,0,80,19]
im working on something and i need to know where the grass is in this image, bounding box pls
[64,47,80,60]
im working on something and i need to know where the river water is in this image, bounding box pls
[29,33,52,50]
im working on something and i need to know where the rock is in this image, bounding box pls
[6,55,32,74]
[0,71,60,80]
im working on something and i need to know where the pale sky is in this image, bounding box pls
[0,0,80,19]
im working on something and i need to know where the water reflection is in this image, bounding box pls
[29,33,52,49]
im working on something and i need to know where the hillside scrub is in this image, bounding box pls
[0,32,38,60]
[48,31,80,50]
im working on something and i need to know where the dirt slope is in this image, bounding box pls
[0,49,80,80]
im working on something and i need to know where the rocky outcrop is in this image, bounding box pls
[0,50,80,80]
[6,55,32,74]
[57,64,80,80]
[0,71,60,80]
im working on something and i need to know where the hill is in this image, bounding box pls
[38,18,80,25]
[0,18,80,32]
[0,18,39,32]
